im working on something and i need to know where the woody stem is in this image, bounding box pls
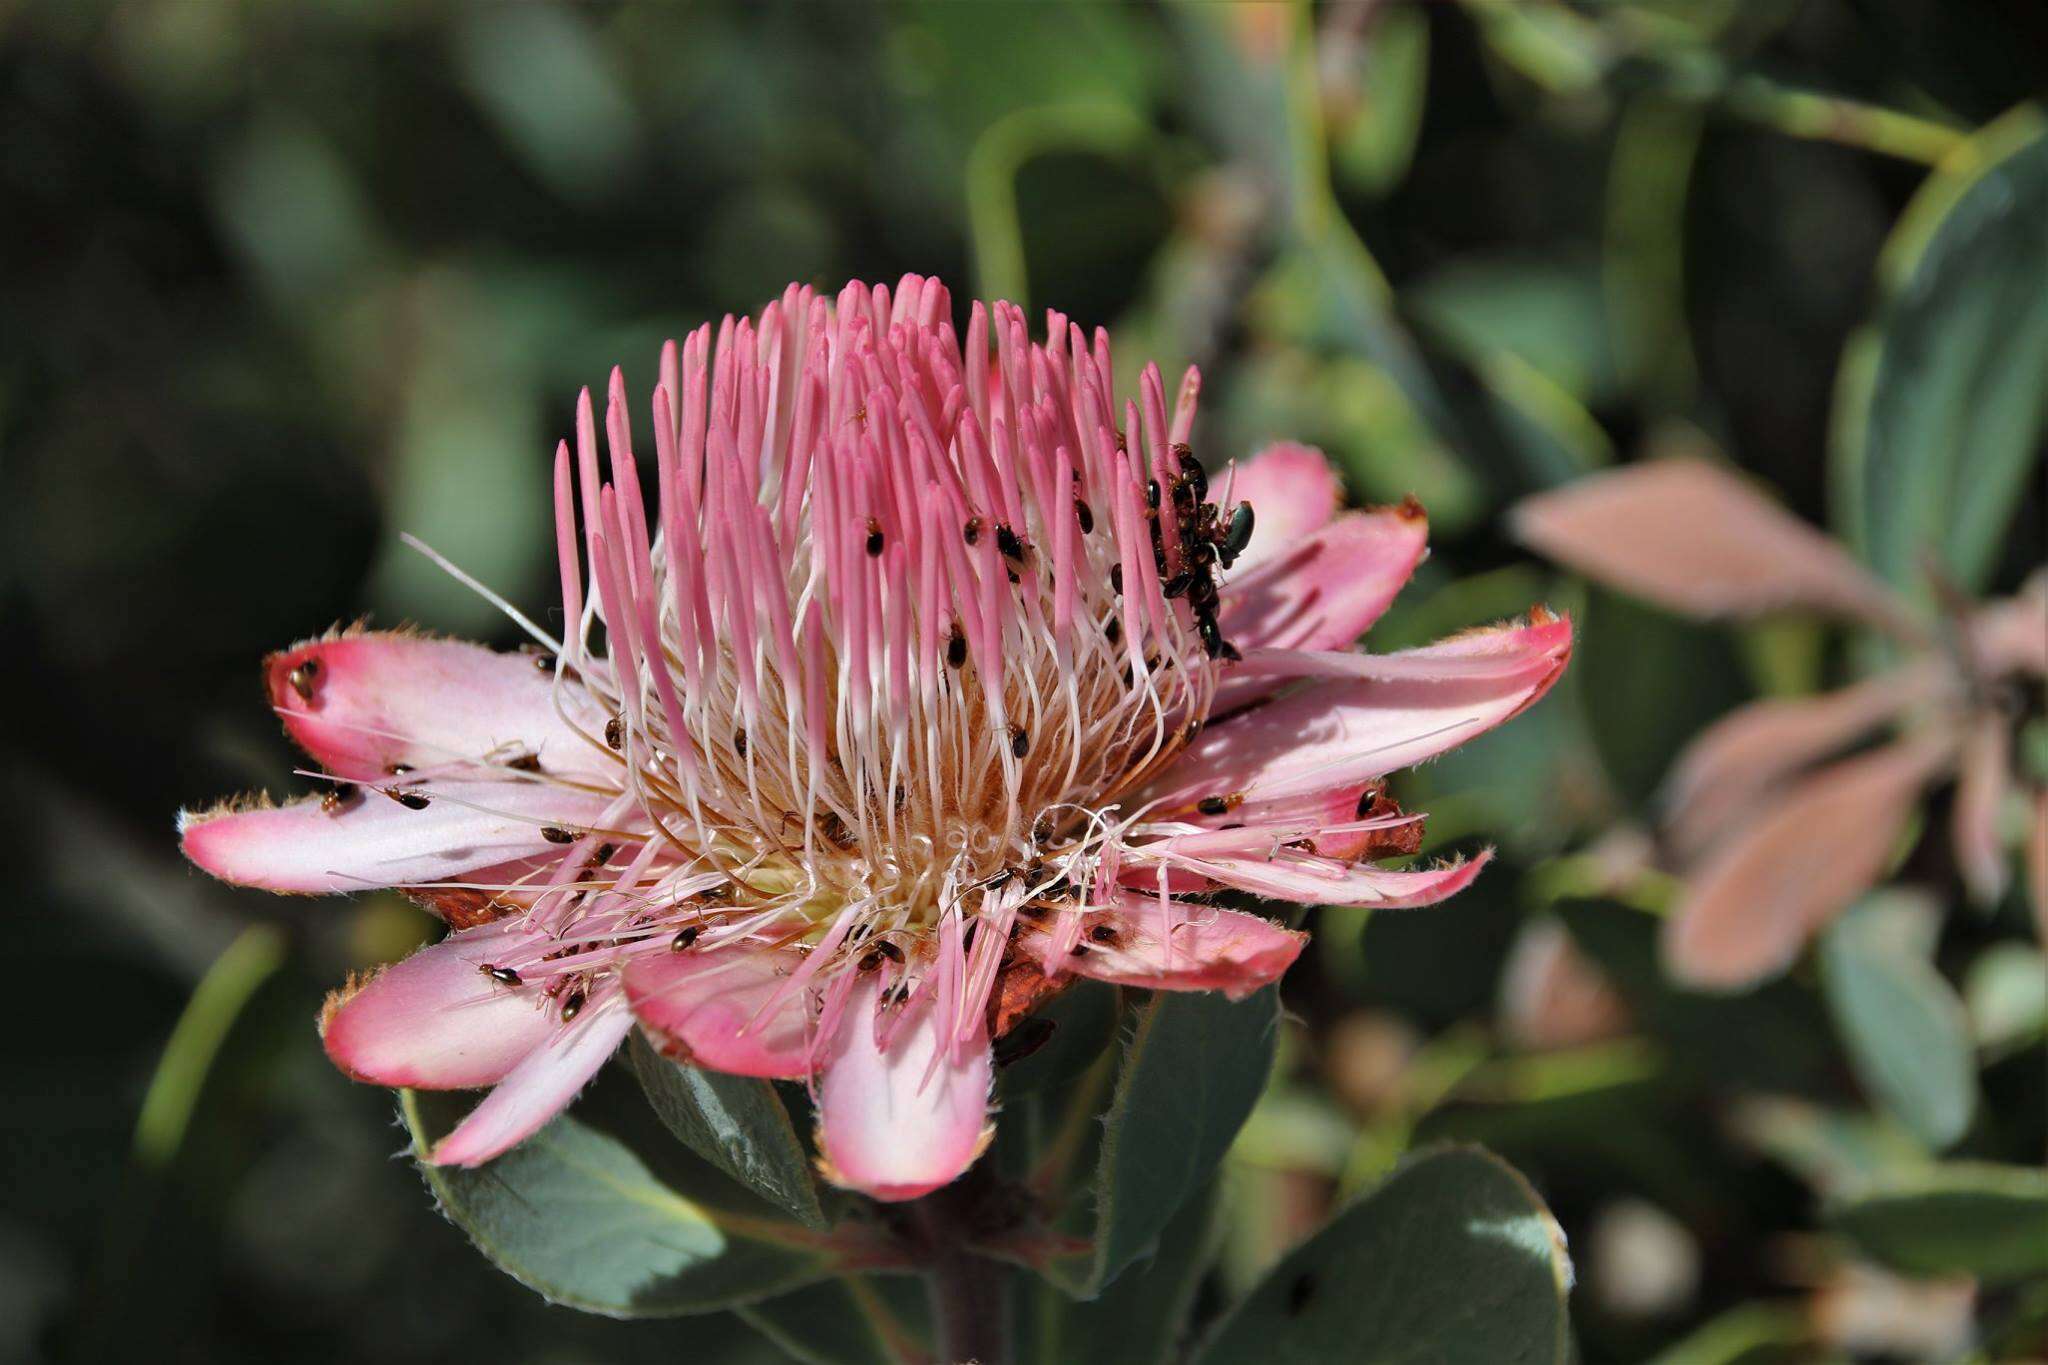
[909,1173,1014,1365]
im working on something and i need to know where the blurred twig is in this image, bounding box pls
[966,100,1151,307]
[1701,66,1966,166]
[1464,0,1969,166]
[132,925,284,1170]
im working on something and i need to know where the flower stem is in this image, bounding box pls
[909,1175,1015,1365]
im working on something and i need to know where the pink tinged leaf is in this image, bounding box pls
[320,922,560,1088]
[623,941,815,1080]
[265,633,610,783]
[1221,441,1344,571]
[1510,457,1916,633]
[1665,665,1944,856]
[1147,615,1571,809]
[1971,590,2048,679]
[1953,713,2013,906]
[428,995,635,1167]
[1024,898,1304,999]
[1498,919,1631,1052]
[1662,734,1954,991]
[178,782,617,895]
[814,974,994,1203]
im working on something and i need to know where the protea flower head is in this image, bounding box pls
[181,276,1570,1201]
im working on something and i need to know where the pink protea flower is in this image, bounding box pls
[181,276,1570,1201]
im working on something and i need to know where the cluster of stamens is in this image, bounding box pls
[359,278,1260,1031]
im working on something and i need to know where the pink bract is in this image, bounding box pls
[180,276,1570,1201]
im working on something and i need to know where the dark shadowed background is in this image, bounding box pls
[4,2,2043,1362]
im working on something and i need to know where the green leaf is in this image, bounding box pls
[400,1090,830,1316]
[1191,1146,1573,1365]
[451,3,639,203]
[1409,255,1617,406]
[1054,986,1279,1297]
[1726,1097,1929,1200]
[911,0,1157,141]
[1604,99,1706,408]
[1461,0,1611,93]
[1832,1161,2048,1283]
[1218,347,1485,533]
[1028,1181,1223,1365]
[1574,590,1751,812]
[625,1034,830,1230]
[1819,906,1976,1150]
[1833,105,2048,598]
[1964,942,2048,1051]
[1401,255,1621,489]
[1462,348,1615,487]
[1330,6,1430,197]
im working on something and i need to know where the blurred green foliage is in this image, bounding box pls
[3,1,2043,1362]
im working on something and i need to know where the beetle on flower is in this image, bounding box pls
[180,276,1570,1202]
